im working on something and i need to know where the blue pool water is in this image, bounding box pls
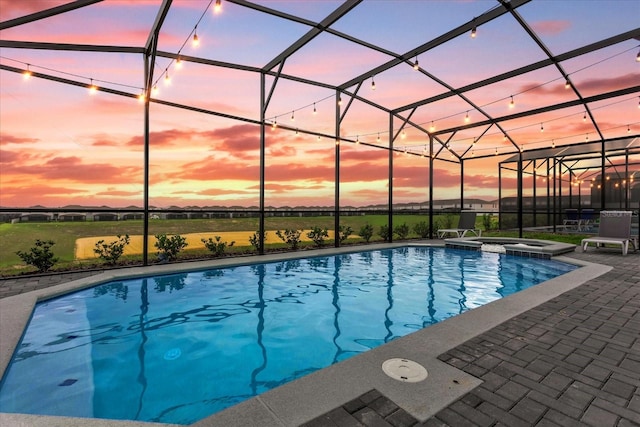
[0,247,576,424]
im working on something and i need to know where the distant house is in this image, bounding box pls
[121,213,144,220]
[92,213,119,221]
[17,213,52,222]
[58,213,86,222]
[166,213,188,219]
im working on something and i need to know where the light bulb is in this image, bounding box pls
[509,96,515,109]
[175,57,183,68]
[214,0,222,13]
[23,65,32,80]
[565,80,570,89]
[430,121,435,132]
[313,103,317,114]
[193,31,199,46]
[413,57,419,71]
[291,111,294,121]
[89,79,97,94]
[371,77,376,90]
[464,111,470,123]
[164,72,171,85]
[471,27,477,38]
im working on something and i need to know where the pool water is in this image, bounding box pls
[0,247,576,424]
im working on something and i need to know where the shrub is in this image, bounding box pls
[393,223,410,240]
[16,239,59,273]
[249,230,265,251]
[378,224,391,241]
[339,225,353,243]
[202,236,235,257]
[358,223,374,242]
[413,221,430,238]
[275,229,303,250]
[442,213,455,229]
[307,226,329,247]
[93,234,130,265]
[154,233,188,262]
[482,213,493,231]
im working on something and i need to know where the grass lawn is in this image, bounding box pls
[0,214,436,275]
[1,214,589,277]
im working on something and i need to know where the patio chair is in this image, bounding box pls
[563,209,580,230]
[579,209,595,230]
[581,211,638,256]
[437,211,481,238]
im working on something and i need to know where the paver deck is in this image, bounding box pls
[1,245,638,426]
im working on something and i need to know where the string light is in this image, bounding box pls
[295,128,299,136]
[193,27,200,47]
[413,57,419,71]
[88,78,97,94]
[565,80,570,89]
[583,111,587,122]
[637,49,640,62]
[552,139,555,148]
[585,134,589,142]
[164,71,171,85]
[371,76,376,90]
[430,121,435,132]
[464,111,470,123]
[175,56,183,68]
[377,133,381,142]
[23,64,31,79]
[138,92,146,102]
[313,103,317,114]
[540,123,544,132]
[509,95,515,109]
[628,124,631,134]
[356,135,360,144]
[495,147,498,155]
[152,84,158,95]
[213,0,222,13]
[336,139,340,146]
[471,26,477,38]
[401,129,406,139]
[290,111,294,121]
[272,118,277,130]
[337,95,342,106]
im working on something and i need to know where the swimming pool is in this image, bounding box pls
[0,246,577,425]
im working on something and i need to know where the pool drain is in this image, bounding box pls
[382,358,428,383]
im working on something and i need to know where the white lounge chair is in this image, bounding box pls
[437,211,481,238]
[581,211,638,256]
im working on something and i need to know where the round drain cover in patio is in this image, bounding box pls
[382,358,428,383]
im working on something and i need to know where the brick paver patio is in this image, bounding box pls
[1,247,638,427]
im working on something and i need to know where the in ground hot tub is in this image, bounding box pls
[444,236,576,259]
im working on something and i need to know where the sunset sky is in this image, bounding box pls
[0,0,638,208]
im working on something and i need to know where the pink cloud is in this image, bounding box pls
[3,155,141,184]
[530,20,571,35]
[520,73,639,96]
[0,0,67,20]
[0,133,40,144]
